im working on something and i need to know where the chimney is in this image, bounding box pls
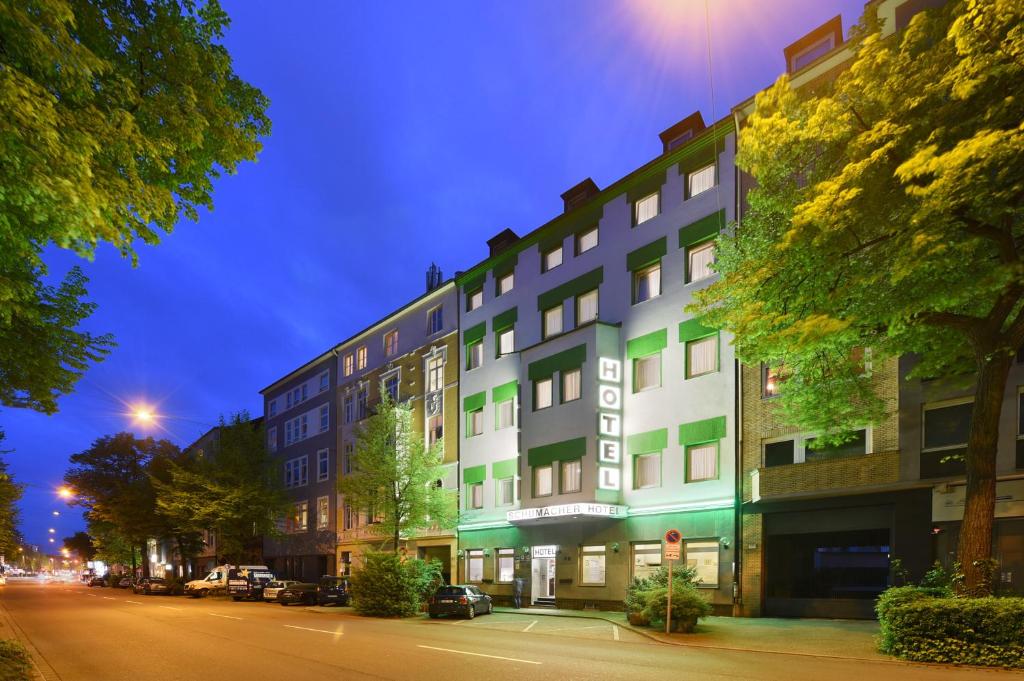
[425,263,443,292]
[560,178,600,213]
[783,15,842,74]
[487,229,520,258]
[659,112,706,154]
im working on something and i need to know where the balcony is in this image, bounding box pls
[750,449,900,501]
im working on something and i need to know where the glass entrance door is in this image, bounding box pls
[531,557,555,602]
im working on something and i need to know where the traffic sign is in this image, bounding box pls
[663,543,681,560]
[664,529,682,544]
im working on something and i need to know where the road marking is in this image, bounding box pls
[416,645,541,665]
[523,620,537,632]
[102,596,115,600]
[449,618,467,625]
[207,613,242,620]
[284,625,342,635]
[86,594,97,597]
[612,624,620,641]
[125,600,143,605]
[159,606,182,611]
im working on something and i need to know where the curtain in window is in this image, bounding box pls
[636,453,660,488]
[635,354,661,390]
[688,243,715,281]
[689,165,715,196]
[562,369,581,401]
[689,444,717,480]
[578,291,598,323]
[562,459,582,493]
[635,193,659,223]
[688,336,717,376]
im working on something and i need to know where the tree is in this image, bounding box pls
[155,413,288,565]
[693,0,1024,594]
[62,531,97,562]
[339,394,456,553]
[0,0,270,413]
[0,432,24,558]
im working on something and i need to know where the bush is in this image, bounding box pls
[349,552,443,617]
[640,582,713,632]
[878,595,1024,668]
[0,639,32,681]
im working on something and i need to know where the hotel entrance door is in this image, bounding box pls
[530,545,557,604]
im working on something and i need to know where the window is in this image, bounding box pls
[497,477,515,506]
[542,245,563,272]
[686,335,718,378]
[791,34,834,71]
[576,226,598,255]
[560,459,582,494]
[667,129,693,150]
[468,482,483,509]
[634,354,661,392]
[496,548,515,583]
[356,386,368,420]
[497,328,515,357]
[467,340,483,370]
[467,288,483,312]
[267,427,277,453]
[687,240,715,282]
[497,272,514,296]
[466,550,484,582]
[762,363,786,397]
[344,393,354,423]
[635,453,661,489]
[427,355,444,392]
[383,374,399,402]
[633,262,661,304]
[576,289,598,325]
[923,402,972,452]
[534,378,553,410]
[384,330,399,357]
[687,443,718,481]
[580,545,606,586]
[284,414,309,445]
[289,501,309,532]
[317,449,329,482]
[427,305,444,334]
[285,456,309,488]
[343,505,354,530]
[342,442,353,475]
[763,430,869,468]
[688,164,716,197]
[356,346,367,370]
[343,354,354,377]
[319,404,330,432]
[496,399,515,429]
[632,543,662,580]
[635,192,659,224]
[543,305,563,338]
[317,496,329,530]
[467,408,484,437]
[764,439,796,467]
[428,414,443,447]
[561,368,581,403]
[319,371,329,393]
[268,400,277,417]
[685,541,720,588]
[534,464,553,497]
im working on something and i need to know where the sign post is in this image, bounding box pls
[663,529,682,634]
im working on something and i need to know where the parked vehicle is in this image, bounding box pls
[87,576,106,587]
[109,575,133,589]
[316,576,350,607]
[427,585,493,619]
[133,577,170,595]
[184,564,269,598]
[262,580,298,602]
[277,582,318,606]
[227,567,275,601]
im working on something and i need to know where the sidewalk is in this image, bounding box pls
[493,607,885,661]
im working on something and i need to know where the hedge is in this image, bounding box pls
[0,639,33,681]
[877,590,1024,668]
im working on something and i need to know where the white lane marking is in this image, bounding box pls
[207,612,243,620]
[86,594,97,597]
[612,624,620,641]
[523,620,537,633]
[102,596,115,600]
[449,618,467,625]
[417,645,541,665]
[125,600,143,605]
[159,606,183,611]
[284,625,342,635]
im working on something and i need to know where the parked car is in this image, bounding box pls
[133,577,170,595]
[185,564,269,598]
[110,575,133,589]
[316,576,350,607]
[427,585,493,619]
[228,567,275,601]
[262,580,298,602]
[87,576,106,587]
[277,582,318,606]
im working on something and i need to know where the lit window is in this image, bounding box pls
[576,227,598,254]
[497,272,514,296]
[384,330,399,357]
[543,245,563,272]
[427,355,444,392]
[467,408,484,437]
[291,501,308,532]
[580,545,606,586]
[534,465,553,497]
[467,549,484,582]
[763,363,786,397]
[688,164,715,197]
[497,478,515,506]
[343,354,354,377]
[634,354,661,392]
[543,305,563,338]
[534,378,553,410]
[576,289,598,325]
[685,541,720,588]
[633,263,661,304]
[497,328,515,357]
[356,346,367,370]
[562,368,581,403]
[635,192,659,224]
[467,341,483,370]
[687,240,715,282]
[467,288,483,312]
[632,543,662,580]
[635,453,661,489]
[427,414,443,448]
[687,443,718,481]
[427,306,444,334]
[317,496,329,530]
[496,399,515,429]
[497,548,515,582]
[686,335,718,378]
[560,459,582,494]
[468,482,483,509]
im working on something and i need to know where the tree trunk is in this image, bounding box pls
[957,351,1010,595]
[140,543,150,578]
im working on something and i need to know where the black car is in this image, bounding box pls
[316,576,350,607]
[277,582,318,606]
[428,585,493,619]
[133,577,170,595]
[87,576,106,587]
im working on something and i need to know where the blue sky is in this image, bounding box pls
[3,0,865,551]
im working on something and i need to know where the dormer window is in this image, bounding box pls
[666,129,693,151]
[791,34,834,71]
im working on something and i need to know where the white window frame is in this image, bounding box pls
[468,408,484,437]
[633,262,661,304]
[466,549,484,582]
[576,226,598,254]
[542,245,563,272]
[468,482,484,509]
[317,449,330,482]
[686,442,719,482]
[543,305,563,338]
[635,192,659,224]
[316,496,329,530]
[685,540,720,588]
[497,327,515,357]
[687,240,716,283]
[467,340,484,371]
[560,458,582,494]
[922,398,973,454]
[580,545,606,586]
[343,354,354,377]
[467,288,483,312]
[634,353,662,392]
[496,548,515,583]
[686,335,718,378]
[576,289,598,326]
[267,426,277,453]
[533,464,553,497]
[688,163,716,198]
[319,403,330,432]
[497,272,514,296]
[534,378,553,410]
[356,346,367,370]
[561,368,582,403]
[496,477,515,506]
[496,399,515,430]
[426,354,445,392]
[634,452,661,489]
[427,305,444,335]
[384,330,399,357]
[319,371,330,393]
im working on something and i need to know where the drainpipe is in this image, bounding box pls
[731,108,744,616]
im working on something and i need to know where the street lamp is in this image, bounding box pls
[57,486,74,500]
[131,405,157,425]
[48,528,55,534]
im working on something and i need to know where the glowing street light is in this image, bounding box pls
[52,510,60,516]
[47,528,55,534]
[132,405,157,424]
[48,538,54,544]
[57,486,74,500]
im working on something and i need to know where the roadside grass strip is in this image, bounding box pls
[416,645,541,665]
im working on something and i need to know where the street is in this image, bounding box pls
[0,580,1009,680]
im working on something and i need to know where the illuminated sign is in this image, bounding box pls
[598,439,621,463]
[507,503,627,523]
[597,356,623,490]
[532,545,557,558]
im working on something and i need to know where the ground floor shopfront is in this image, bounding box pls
[456,508,735,614]
[337,531,457,585]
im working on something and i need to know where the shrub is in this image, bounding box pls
[0,639,32,681]
[640,582,712,632]
[349,552,442,617]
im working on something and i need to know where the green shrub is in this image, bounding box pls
[879,596,1024,668]
[0,639,32,681]
[349,552,443,617]
[640,582,712,632]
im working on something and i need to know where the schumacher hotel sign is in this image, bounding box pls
[507,503,627,523]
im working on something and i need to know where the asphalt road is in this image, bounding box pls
[0,580,1008,681]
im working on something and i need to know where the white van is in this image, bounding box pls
[184,564,269,597]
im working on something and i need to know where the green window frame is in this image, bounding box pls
[685,441,720,482]
[466,407,484,437]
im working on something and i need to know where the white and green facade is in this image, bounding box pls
[456,115,738,612]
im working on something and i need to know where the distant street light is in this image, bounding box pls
[132,405,157,424]
[47,528,55,534]
[57,486,74,500]
[52,510,60,516]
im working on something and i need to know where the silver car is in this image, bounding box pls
[263,580,298,602]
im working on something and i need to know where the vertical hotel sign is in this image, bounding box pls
[597,358,622,490]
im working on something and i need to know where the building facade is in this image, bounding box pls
[335,275,460,583]
[455,114,739,613]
